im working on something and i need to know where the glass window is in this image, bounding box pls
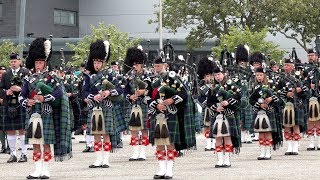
[54,9,76,26]
[0,4,3,19]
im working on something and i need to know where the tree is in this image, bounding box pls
[212,27,285,62]
[270,0,320,51]
[0,39,25,67]
[150,0,278,49]
[150,0,320,52]
[67,23,140,66]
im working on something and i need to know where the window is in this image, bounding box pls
[0,4,3,20]
[54,9,76,26]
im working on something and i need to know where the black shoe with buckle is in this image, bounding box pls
[18,154,27,163]
[7,155,17,163]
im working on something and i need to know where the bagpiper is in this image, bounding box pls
[78,63,94,153]
[0,53,29,163]
[123,46,150,161]
[197,57,216,151]
[149,55,196,179]
[82,40,126,168]
[304,49,320,150]
[207,67,241,168]
[19,37,72,179]
[233,44,253,143]
[280,58,309,155]
[249,67,282,160]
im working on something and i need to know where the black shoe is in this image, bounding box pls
[129,158,138,161]
[164,175,173,179]
[71,137,75,140]
[291,152,298,155]
[79,140,86,143]
[89,164,102,168]
[215,164,224,168]
[205,148,213,151]
[246,141,253,144]
[27,147,33,150]
[7,155,17,163]
[257,157,265,160]
[153,174,165,179]
[137,158,146,161]
[18,154,27,163]
[82,146,93,153]
[26,175,40,179]
[40,175,49,179]
[307,147,316,151]
[101,164,110,168]
[284,152,292,155]
[223,164,231,168]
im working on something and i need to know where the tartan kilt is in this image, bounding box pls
[209,113,240,138]
[25,103,56,145]
[2,105,26,131]
[293,103,307,132]
[252,109,278,133]
[240,105,253,132]
[149,113,180,145]
[125,99,149,130]
[87,102,127,136]
[79,107,89,125]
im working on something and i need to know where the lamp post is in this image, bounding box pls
[159,0,163,50]
[18,0,26,56]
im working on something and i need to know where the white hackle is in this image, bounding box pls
[103,40,110,60]
[244,44,250,55]
[44,40,51,59]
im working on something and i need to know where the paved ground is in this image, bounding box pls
[0,134,320,180]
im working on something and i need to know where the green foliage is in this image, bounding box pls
[270,0,320,51]
[67,23,140,66]
[151,0,320,52]
[213,27,286,62]
[150,0,278,49]
[0,40,25,67]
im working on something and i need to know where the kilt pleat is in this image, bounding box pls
[149,113,180,145]
[25,103,56,144]
[125,99,149,130]
[2,105,26,131]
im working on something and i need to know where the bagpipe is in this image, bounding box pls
[152,75,179,146]
[293,62,320,122]
[208,84,234,137]
[250,83,273,132]
[124,67,149,131]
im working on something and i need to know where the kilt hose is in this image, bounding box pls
[1,105,26,131]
